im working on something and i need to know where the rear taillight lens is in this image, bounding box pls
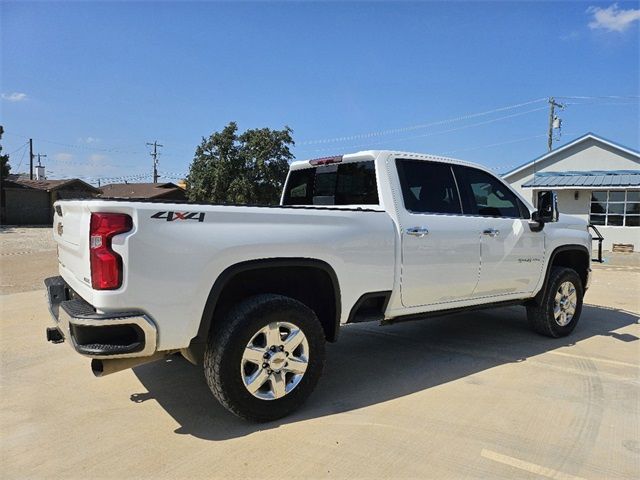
[90,213,132,290]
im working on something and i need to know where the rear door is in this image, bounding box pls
[395,159,482,307]
[453,165,545,297]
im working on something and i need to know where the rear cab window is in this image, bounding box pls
[282,161,379,206]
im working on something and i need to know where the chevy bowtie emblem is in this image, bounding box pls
[57,222,63,236]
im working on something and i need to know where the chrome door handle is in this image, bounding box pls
[406,227,429,238]
[482,228,500,237]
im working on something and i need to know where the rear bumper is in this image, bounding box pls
[44,276,158,359]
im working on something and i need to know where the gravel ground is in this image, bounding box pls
[0,226,56,254]
[0,227,58,295]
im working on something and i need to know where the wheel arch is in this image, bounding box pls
[184,258,342,364]
[536,244,590,302]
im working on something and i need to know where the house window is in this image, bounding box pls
[590,190,640,227]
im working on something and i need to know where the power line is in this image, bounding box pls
[442,133,550,156]
[14,143,29,172]
[6,141,29,156]
[296,105,548,156]
[3,132,143,155]
[563,101,639,106]
[297,97,548,146]
[556,95,640,100]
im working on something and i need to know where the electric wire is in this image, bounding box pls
[295,106,549,156]
[297,97,548,146]
[5,141,29,156]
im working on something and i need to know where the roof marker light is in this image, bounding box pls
[309,155,343,166]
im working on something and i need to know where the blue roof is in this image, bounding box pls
[522,170,640,188]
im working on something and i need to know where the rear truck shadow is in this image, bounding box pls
[130,304,638,440]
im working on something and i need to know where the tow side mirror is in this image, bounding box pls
[535,190,559,223]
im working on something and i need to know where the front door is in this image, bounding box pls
[453,165,545,297]
[395,159,482,307]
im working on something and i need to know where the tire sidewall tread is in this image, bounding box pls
[527,267,584,338]
[204,294,325,422]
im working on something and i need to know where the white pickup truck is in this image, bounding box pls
[45,150,592,421]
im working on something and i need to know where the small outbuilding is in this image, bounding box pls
[503,133,640,251]
[1,177,101,225]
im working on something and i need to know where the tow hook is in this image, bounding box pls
[46,327,64,344]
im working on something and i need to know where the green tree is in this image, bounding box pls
[0,126,10,178]
[186,122,294,205]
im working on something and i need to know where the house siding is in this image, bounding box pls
[504,136,640,251]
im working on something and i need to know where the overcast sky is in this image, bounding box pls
[1,1,639,184]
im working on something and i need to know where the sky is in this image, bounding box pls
[1,1,639,184]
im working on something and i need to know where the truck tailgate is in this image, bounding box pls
[53,202,92,290]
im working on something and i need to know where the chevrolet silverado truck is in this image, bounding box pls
[45,150,591,421]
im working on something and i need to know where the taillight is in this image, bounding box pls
[90,213,132,290]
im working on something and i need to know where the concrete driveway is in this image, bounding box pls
[1,228,639,479]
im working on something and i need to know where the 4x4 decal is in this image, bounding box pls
[151,211,205,222]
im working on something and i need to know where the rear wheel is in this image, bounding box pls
[204,294,325,422]
[526,267,584,337]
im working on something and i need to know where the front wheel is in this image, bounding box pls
[526,267,584,337]
[204,294,325,422]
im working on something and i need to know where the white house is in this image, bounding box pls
[503,133,640,251]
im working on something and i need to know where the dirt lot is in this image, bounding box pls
[1,227,639,479]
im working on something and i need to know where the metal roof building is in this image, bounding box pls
[503,133,640,252]
[521,170,640,189]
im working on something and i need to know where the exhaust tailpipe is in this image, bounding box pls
[91,352,171,377]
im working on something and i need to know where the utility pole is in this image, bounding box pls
[547,97,564,151]
[29,138,34,180]
[146,141,163,183]
[36,153,47,165]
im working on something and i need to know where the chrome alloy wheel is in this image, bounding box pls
[240,321,309,400]
[554,281,577,327]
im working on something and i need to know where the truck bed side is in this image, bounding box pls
[53,200,396,350]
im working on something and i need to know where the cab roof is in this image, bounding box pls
[289,150,485,171]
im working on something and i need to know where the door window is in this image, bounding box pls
[395,159,462,214]
[455,166,527,218]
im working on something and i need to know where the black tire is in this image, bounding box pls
[203,294,325,422]
[526,267,584,338]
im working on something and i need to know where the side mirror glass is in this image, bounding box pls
[536,190,559,223]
